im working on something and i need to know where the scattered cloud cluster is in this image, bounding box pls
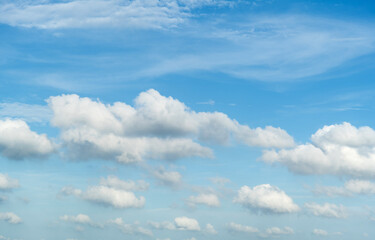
[234,184,300,214]
[60,177,146,208]
[0,173,19,190]
[262,122,375,178]
[47,90,292,163]
[227,222,294,238]
[109,217,153,237]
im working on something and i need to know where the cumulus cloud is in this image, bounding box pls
[0,119,54,160]
[0,212,22,224]
[47,90,293,163]
[174,217,200,231]
[234,184,299,214]
[262,122,375,178]
[0,173,19,190]
[305,202,347,218]
[313,229,328,236]
[60,177,145,208]
[109,217,153,237]
[227,222,259,234]
[187,193,220,207]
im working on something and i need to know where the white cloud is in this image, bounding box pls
[139,15,375,81]
[81,186,145,208]
[209,177,230,185]
[0,173,19,190]
[261,122,375,178]
[59,214,103,228]
[148,221,176,230]
[0,119,54,160]
[344,180,375,194]
[264,227,294,237]
[0,0,184,30]
[234,184,299,214]
[150,167,182,187]
[227,222,259,234]
[0,102,52,123]
[0,0,235,30]
[60,214,92,224]
[99,176,149,191]
[0,212,22,224]
[60,177,145,208]
[205,223,217,234]
[187,193,220,207]
[174,217,200,231]
[313,179,375,197]
[47,90,293,163]
[109,217,153,237]
[305,202,347,219]
[313,229,328,236]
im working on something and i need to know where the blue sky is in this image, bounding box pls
[1,0,375,239]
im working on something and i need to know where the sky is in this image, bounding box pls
[1,0,375,239]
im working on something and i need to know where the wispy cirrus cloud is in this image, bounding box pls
[0,0,232,30]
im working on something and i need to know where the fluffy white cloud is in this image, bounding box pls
[109,217,153,237]
[227,222,259,234]
[0,119,54,160]
[0,173,19,190]
[47,90,293,163]
[305,202,347,218]
[174,217,200,231]
[187,193,220,207]
[262,122,375,178]
[60,177,145,208]
[234,184,299,214]
[313,229,328,236]
[0,212,22,224]
[81,186,144,208]
[99,176,149,191]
